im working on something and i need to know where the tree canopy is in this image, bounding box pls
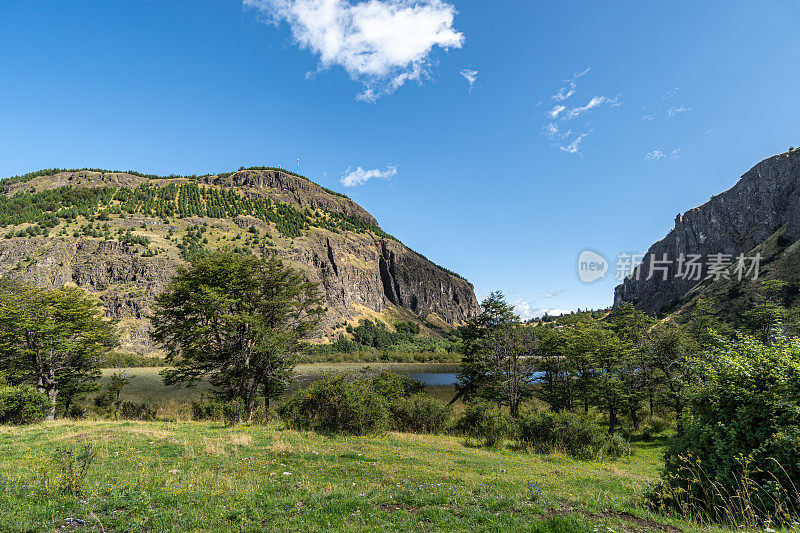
[152,252,326,420]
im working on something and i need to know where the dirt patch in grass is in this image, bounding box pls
[546,503,681,532]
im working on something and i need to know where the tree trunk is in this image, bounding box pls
[608,408,618,435]
[46,388,58,421]
[246,380,259,423]
[675,401,684,434]
[631,408,640,431]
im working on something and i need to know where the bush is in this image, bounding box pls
[598,433,635,460]
[278,373,389,435]
[223,400,247,427]
[390,395,451,433]
[370,371,425,401]
[455,401,512,447]
[118,401,157,421]
[0,386,50,425]
[191,398,225,421]
[652,335,800,525]
[516,410,611,459]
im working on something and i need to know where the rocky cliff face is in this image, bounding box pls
[614,149,800,315]
[0,168,479,354]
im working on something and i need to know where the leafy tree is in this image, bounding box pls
[742,280,789,344]
[94,371,130,418]
[644,322,699,432]
[533,326,574,412]
[455,291,534,416]
[607,303,655,430]
[0,285,117,419]
[152,252,326,421]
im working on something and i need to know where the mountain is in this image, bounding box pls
[614,148,800,317]
[0,167,479,355]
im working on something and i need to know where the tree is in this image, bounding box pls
[152,252,326,421]
[455,291,535,416]
[645,321,699,433]
[607,303,655,430]
[742,280,789,344]
[533,326,574,412]
[0,285,117,420]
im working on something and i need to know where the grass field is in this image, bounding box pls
[0,420,731,532]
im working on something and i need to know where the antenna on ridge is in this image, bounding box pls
[297,157,300,173]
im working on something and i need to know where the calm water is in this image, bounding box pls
[408,373,459,386]
[406,371,546,387]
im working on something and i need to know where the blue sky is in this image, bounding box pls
[1,1,799,317]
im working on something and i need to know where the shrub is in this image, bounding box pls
[370,371,425,401]
[455,401,512,447]
[0,386,50,425]
[598,433,635,460]
[390,395,451,433]
[651,335,800,525]
[191,399,225,421]
[118,401,157,421]
[278,373,389,435]
[516,410,611,459]
[223,400,247,427]
[52,444,95,497]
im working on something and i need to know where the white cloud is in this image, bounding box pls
[667,105,692,118]
[542,289,564,299]
[552,80,576,101]
[340,165,398,186]
[542,122,559,138]
[460,68,478,92]
[541,68,619,155]
[559,133,589,154]
[548,105,566,119]
[538,308,571,318]
[514,300,536,321]
[573,66,591,78]
[567,96,619,118]
[645,148,681,161]
[244,0,464,101]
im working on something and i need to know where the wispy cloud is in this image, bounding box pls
[541,68,619,155]
[244,0,464,102]
[460,68,478,92]
[567,96,619,118]
[645,148,681,161]
[573,67,591,78]
[667,105,692,118]
[552,81,576,102]
[560,133,589,154]
[542,289,564,299]
[548,105,566,119]
[340,165,398,186]
[542,122,559,138]
[642,88,692,120]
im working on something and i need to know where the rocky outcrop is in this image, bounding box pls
[614,149,800,314]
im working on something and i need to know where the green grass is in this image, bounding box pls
[0,420,727,532]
